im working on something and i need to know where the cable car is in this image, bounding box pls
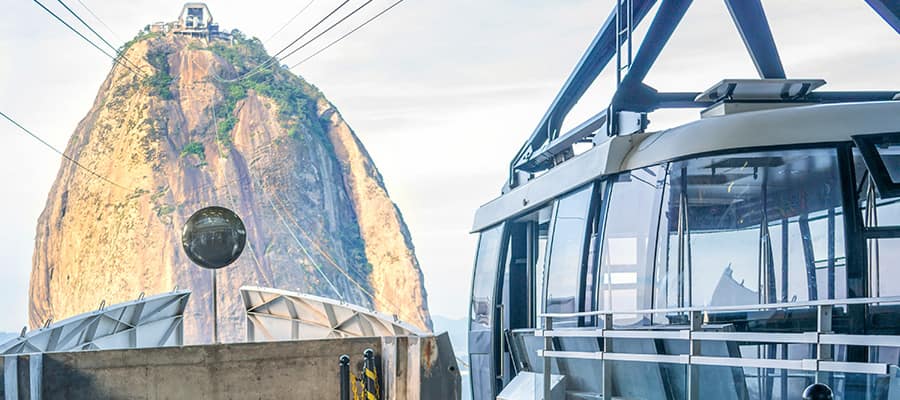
[468,1,900,399]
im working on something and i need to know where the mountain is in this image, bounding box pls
[28,29,431,343]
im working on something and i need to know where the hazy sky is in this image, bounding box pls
[0,0,897,332]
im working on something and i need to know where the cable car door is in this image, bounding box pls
[468,223,507,400]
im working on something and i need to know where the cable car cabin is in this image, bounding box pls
[470,97,900,400]
[468,1,900,398]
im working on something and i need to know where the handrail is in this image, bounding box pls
[538,295,900,319]
[537,296,900,399]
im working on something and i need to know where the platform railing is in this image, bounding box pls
[537,295,900,399]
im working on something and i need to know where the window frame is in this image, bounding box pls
[852,132,900,199]
[596,143,861,311]
[467,222,509,399]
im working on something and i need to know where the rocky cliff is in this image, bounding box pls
[28,31,431,342]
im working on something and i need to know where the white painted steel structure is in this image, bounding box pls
[241,286,423,341]
[0,290,189,354]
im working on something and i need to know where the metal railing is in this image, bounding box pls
[537,295,900,399]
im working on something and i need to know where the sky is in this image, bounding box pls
[0,0,898,332]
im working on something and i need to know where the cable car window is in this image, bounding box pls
[471,225,505,330]
[469,224,506,399]
[854,148,900,296]
[534,215,550,328]
[544,185,594,327]
[853,133,900,198]
[661,149,846,308]
[600,167,664,325]
[855,148,900,228]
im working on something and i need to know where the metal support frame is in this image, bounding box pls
[509,0,657,187]
[723,0,785,79]
[0,290,190,354]
[507,1,900,189]
[866,0,900,34]
[241,286,423,342]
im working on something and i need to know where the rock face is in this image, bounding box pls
[28,32,431,342]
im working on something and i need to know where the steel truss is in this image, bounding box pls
[509,0,900,188]
[241,286,423,341]
[0,290,189,354]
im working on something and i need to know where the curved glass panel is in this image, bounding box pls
[600,167,665,325]
[469,224,505,400]
[544,185,594,325]
[657,149,845,308]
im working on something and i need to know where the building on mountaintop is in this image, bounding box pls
[144,3,230,40]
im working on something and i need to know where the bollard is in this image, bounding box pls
[339,354,351,400]
[803,383,834,400]
[362,348,379,400]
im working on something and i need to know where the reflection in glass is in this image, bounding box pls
[535,228,548,328]
[471,225,504,332]
[855,150,900,297]
[658,149,845,308]
[545,185,594,326]
[469,224,505,400]
[600,167,664,325]
[607,360,686,399]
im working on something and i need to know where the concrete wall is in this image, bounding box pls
[1,334,461,400]
[7,338,379,400]
[382,334,461,400]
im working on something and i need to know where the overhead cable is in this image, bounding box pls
[264,0,376,66]
[31,0,146,78]
[265,0,317,42]
[216,0,353,82]
[74,0,123,42]
[289,0,405,69]
[54,0,146,74]
[0,110,131,191]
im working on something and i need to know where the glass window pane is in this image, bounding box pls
[469,224,505,400]
[868,238,900,297]
[471,224,504,331]
[880,143,900,183]
[854,149,900,296]
[600,167,664,325]
[854,133,900,199]
[855,149,900,227]
[661,149,845,308]
[545,185,594,323]
[534,222,549,328]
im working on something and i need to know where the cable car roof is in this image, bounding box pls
[473,100,900,232]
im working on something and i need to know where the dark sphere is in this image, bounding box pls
[181,206,246,269]
[802,383,833,400]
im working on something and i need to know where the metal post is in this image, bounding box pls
[688,310,701,400]
[542,316,552,400]
[817,305,833,384]
[339,354,351,400]
[363,348,379,400]
[211,269,218,344]
[602,312,613,400]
